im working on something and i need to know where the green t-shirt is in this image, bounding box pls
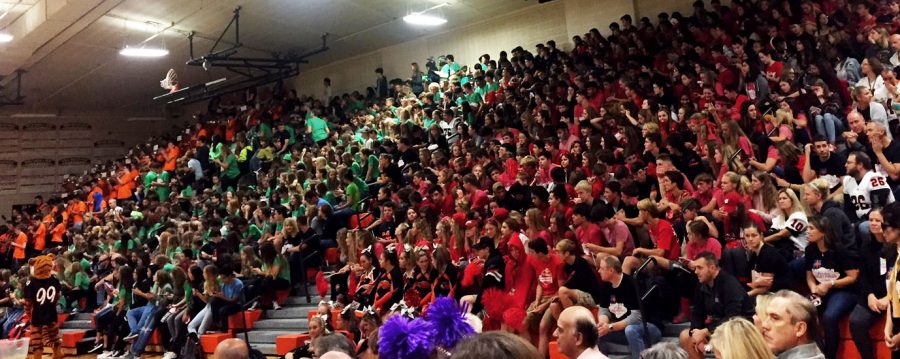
[262,256,291,282]
[259,123,273,142]
[366,155,379,180]
[346,181,360,211]
[223,154,240,179]
[155,171,172,201]
[74,272,90,290]
[180,186,194,198]
[144,171,158,193]
[113,239,137,251]
[308,117,329,142]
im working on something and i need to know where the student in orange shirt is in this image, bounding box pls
[164,140,181,172]
[67,197,87,231]
[11,226,27,270]
[32,221,47,254]
[115,164,136,201]
[50,216,66,246]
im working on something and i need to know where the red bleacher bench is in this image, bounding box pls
[838,316,891,359]
[275,289,291,305]
[549,341,568,359]
[276,333,310,356]
[200,332,233,354]
[324,248,340,264]
[228,309,263,330]
[61,330,87,348]
[56,313,69,325]
[148,329,162,345]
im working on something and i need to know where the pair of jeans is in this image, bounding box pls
[187,303,212,336]
[849,304,881,359]
[815,113,844,143]
[821,290,857,359]
[1,307,23,338]
[126,304,156,335]
[600,322,662,359]
[130,306,163,355]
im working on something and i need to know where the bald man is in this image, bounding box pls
[554,306,609,359]
[843,111,870,152]
[214,338,249,359]
[890,34,900,67]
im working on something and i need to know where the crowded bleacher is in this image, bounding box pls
[11,0,900,358]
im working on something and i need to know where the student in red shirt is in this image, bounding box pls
[527,238,564,356]
[572,203,603,256]
[622,199,680,274]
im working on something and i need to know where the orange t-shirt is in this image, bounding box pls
[33,223,47,251]
[68,200,86,223]
[51,223,65,243]
[13,232,26,259]
[116,171,136,199]
[164,146,180,171]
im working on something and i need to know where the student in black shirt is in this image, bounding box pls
[804,215,860,359]
[679,252,754,359]
[284,215,321,286]
[743,222,788,296]
[849,208,896,359]
[595,255,661,356]
[555,239,603,308]
[803,136,846,184]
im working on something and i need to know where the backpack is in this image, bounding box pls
[180,334,205,359]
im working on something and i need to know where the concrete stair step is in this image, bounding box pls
[71,313,94,321]
[61,320,92,330]
[283,295,324,306]
[265,306,314,319]
[247,330,302,343]
[250,343,278,356]
[253,318,309,330]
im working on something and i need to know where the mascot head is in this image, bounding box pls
[28,254,55,280]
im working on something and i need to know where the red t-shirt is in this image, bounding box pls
[686,237,722,260]
[527,253,563,295]
[575,222,603,247]
[648,219,679,261]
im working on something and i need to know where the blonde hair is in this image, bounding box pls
[710,317,775,359]
[776,188,809,217]
[755,294,773,328]
[575,180,592,194]
[723,171,750,195]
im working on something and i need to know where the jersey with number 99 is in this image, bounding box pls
[843,171,896,219]
[25,276,61,326]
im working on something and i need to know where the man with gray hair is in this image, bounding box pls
[869,120,900,186]
[313,334,356,358]
[595,255,660,358]
[889,34,900,67]
[639,342,688,359]
[761,290,824,359]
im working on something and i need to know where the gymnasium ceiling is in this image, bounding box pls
[0,0,532,113]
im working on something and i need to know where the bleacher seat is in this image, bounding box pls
[276,333,310,356]
[61,330,87,348]
[228,309,263,330]
[838,316,891,359]
[200,332,233,354]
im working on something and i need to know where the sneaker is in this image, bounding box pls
[273,302,282,310]
[123,333,139,341]
[163,351,177,359]
[97,350,113,359]
[70,308,80,315]
[89,343,105,354]
[248,301,259,310]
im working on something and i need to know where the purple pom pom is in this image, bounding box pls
[425,296,475,348]
[379,315,435,359]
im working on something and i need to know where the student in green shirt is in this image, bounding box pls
[342,171,362,212]
[214,146,241,192]
[306,109,330,145]
[62,262,90,312]
[253,242,291,310]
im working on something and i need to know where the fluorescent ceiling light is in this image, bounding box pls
[120,46,169,58]
[0,33,12,43]
[10,113,57,118]
[403,13,446,26]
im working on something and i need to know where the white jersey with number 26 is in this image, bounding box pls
[843,171,895,219]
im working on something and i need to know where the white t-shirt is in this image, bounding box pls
[843,171,896,219]
[770,211,809,250]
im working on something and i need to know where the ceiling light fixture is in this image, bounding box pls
[403,13,447,26]
[119,20,168,58]
[119,46,169,58]
[0,33,12,43]
[404,2,449,26]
